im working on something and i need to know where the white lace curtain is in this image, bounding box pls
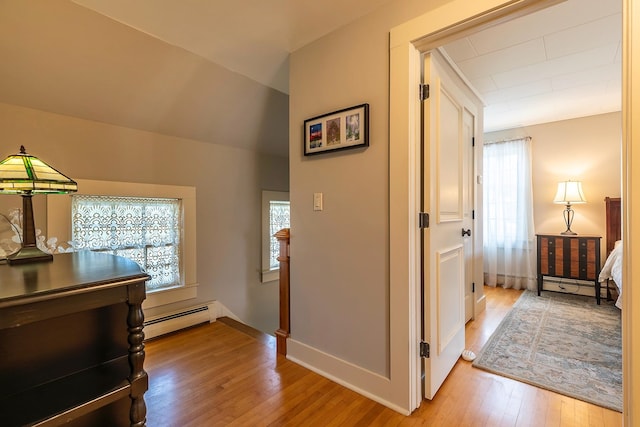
[269,200,290,269]
[71,195,182,291]
[483,137,536,290]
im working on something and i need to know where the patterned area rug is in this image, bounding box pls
[472,290,622,412]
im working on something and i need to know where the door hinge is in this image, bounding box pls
[420,341,430,358]
[419,212,430,229]
[472,136,475,147]
[419,84,430,101]
[472,209,475,220]
[472,282,475,293]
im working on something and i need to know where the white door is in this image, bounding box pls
[422,50,478,399]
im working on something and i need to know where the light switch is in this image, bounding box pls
[313,192,323,211]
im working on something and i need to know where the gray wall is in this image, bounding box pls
[0,0,290,335]
[0,102,288,334]
[288,0,452,377]
[287,0,623,380]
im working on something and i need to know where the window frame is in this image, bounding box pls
[261,190,289,283]
[47,179,197,309]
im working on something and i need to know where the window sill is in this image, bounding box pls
[261,269,279,283]
[143,283,199,310]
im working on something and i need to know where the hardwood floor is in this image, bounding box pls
[144,286,622,426]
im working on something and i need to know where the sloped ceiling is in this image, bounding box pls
[71,0,622,132]
[71,0,396,95]
[0,0,290,157]
[0,0,622,157]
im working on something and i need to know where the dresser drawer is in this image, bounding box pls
[538,235,599,280]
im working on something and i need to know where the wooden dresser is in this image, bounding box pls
[0,252,150,426]
[536,234,602,304]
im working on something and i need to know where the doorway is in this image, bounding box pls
[388,0,633,416]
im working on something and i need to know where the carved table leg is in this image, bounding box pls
[128,282,148,427]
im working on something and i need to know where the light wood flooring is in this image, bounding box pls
[143,286,622,426]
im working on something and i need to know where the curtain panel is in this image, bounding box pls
[483,137,536,290]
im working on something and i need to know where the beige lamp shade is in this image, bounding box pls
[553,180,586,205]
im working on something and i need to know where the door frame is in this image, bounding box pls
[388,0,636,417]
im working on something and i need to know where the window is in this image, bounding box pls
[483,149,522,244]
[46,179,197,308]
[261,191,289,282]
[482,137,536,290]
[71,195,182,291]
[268,200,290,269]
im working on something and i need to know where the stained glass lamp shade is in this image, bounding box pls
[0,146,77,264]
[553,180,586,235]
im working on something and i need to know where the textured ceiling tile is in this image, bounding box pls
[545,13,622,59]
[491,44,618,89]
[456,39,546,80]
[441,38,477,62]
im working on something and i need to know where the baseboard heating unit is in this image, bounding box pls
[144,302,216,339]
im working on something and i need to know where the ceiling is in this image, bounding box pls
[441,0,621,132]
[72,0,622,133]
[71,0,396,94]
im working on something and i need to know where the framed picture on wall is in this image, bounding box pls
[303,104,369,156]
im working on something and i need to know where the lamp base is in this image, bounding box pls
[560,230,578,235]
[7,246,53,265]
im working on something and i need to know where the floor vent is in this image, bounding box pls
[144,302,215,340]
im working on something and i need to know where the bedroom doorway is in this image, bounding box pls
[389,0,632,416]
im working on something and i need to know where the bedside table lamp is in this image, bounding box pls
[553,180,586,235]
[0,146,77,265]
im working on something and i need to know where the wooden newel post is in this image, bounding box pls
[274,228,290,356]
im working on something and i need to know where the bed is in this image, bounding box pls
[599,197,622,308]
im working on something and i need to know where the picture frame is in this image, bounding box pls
[303,103,369,156]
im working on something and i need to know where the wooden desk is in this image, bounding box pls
[536,234,602,304]
[0,252,150,426]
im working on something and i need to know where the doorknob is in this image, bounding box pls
[462,228,471,237]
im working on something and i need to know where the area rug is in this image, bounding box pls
[472,290,622,412]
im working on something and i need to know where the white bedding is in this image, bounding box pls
[599,240,623,309]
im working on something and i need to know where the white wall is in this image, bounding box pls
[0,102,289,335]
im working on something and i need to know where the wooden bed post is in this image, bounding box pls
[275,228,290,356]
[604,197,622,256]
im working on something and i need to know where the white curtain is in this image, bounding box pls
[483,137,536,290]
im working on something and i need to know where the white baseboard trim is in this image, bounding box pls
[286,339,411,415]
[213,301,243,322]
[475,292,487,318]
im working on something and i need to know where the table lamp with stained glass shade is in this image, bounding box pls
[553,180,586,235]
[0,146,77,265]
